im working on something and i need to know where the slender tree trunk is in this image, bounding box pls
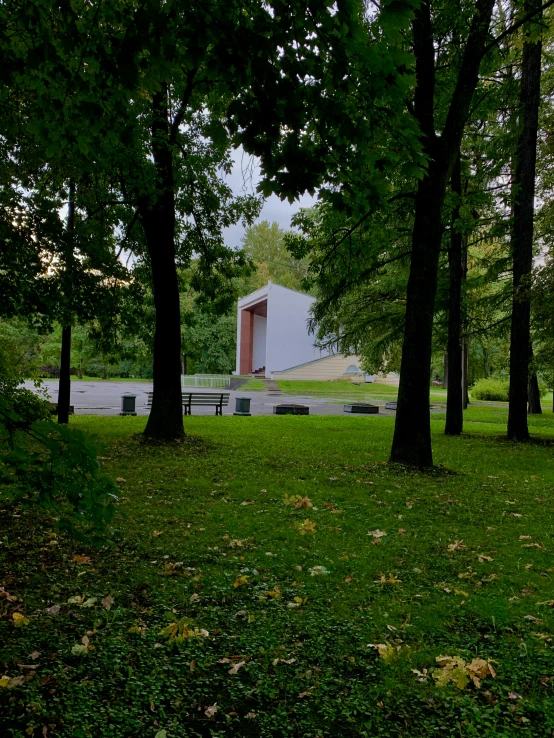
[445,155,464,436]
[57,181,75,425]
[507,1,542,441]
[141,87,184,440]
[390,0,494,465]
[443,353,448,389]
[57,326,72,424]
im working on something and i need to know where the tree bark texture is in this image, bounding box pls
[57,325,72,424]
[528,373,542,413]
[141,87,184,439]
[445,155,464,436]
[390,0,494,466]
[57,181,75,425]
[462,342,470,409]
[507,2,542,441]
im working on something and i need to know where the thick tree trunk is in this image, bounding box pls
[389,0,494,466]
[527,344,542,413]
[57,182,75,425]
[141,87,184,440]
[445,156,464,436]
[462,342,470,409]
[507,2,542,441]
[528,373,542,413]
[391,168,446,466]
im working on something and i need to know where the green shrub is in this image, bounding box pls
[0,384,117,541]
[470,378,509,402]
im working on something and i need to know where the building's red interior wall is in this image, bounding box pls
[239,309,254,374]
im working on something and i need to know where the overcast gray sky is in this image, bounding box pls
[223,147,316,249]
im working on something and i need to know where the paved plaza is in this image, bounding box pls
[24,380,399,417]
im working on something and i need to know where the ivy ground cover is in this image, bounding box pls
[1,411,554,737]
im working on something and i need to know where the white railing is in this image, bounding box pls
[181,374,231,388]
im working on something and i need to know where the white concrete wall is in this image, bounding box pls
[265,283,331,377]
[252,315,267,371]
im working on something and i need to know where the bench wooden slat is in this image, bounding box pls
[146,391,230,415]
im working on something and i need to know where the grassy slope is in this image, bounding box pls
[275,380,451,404]
[2,410,554,737]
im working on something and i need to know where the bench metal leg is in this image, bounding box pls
[183,405,192,416]
[216,406,222,416]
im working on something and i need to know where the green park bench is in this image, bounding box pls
[146,391,230,416]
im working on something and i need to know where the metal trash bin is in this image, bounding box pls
[234,397,251,416]
[120,392,137,416]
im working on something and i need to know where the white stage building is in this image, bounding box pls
[235,281,400,384]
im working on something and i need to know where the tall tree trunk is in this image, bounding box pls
[528,373,542,413]
[57,181,75,425]
[507,0,542,441]
[141,87,184,440]
[527,344,542,413]
[390,0,494,465]
[462,342,469,409]
[445,155,464,436]
[391,168,446,466]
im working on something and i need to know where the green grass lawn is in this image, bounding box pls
[275,379,452,404]
[240,378,268,391]
[2,410,554,736]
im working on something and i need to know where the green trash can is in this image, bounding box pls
[234,397,251,416]
[120,393,137,416]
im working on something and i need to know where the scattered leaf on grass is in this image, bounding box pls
[0,587,18,602]
[284,494,313,509]
[72,635,94,656]
[309,566,330,576]
[204,704,218,718]
[232,575,249,588]
[478,555,494,562]
[152,530,164,537]
[72,555,91,564]
[434,655,496,690]
[369,642,410,664]
[448,540,467,551]
[102,595,114,611]
[297,519,317,535]
[376,573,401,585]
[159,619,209,642]
[367,529,387,539]
[412,668,428,682]
[12,613,29,627]
[228,660,246,675]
